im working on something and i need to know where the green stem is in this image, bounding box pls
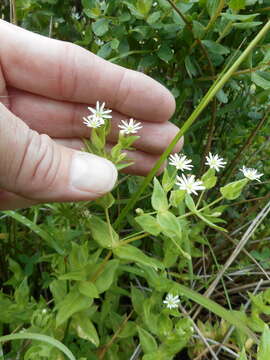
[113,20,270,231]
[105,207,116,247]
[199,196,223,212]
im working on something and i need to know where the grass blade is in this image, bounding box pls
[0,333,75,360]
[3,210,64,255]
[176,283,258,343]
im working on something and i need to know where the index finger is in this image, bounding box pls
[0,20,175,122]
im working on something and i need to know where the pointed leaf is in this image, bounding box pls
[151,178,168,211]
[113,244,164,270]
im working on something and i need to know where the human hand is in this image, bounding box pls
[0,20,182,210]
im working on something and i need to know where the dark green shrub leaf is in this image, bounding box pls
[92,18,109,36]
[202,40,230,55]
[157,45,174,62]
[147,11,161,25]
[251,72,270,90]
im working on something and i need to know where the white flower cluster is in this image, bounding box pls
[83,101,112,128]
[83,101,142,135]
[168,152,227,195]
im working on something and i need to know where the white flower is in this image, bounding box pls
[83,115,104,128]
[118,118,142,134]
[205,152,226,172]
[240,166,263,182]
[163,293,180,309]
[169,154,193,171]
[88,101,112,122]
[176,174,205,195]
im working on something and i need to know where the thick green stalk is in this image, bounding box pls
[114,20,270,230]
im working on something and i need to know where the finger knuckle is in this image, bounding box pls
[15,131,60,197]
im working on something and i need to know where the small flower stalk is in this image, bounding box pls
[82,101,142,170]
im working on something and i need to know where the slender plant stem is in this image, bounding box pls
[221,108,270,185]
[113,20,270,231]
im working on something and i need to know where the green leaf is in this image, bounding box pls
[233,21,262,29]
[88,216,119,248]
[74,313,100,347]
[157,211,182,239]
[110,38,120,49]
[136,0,153,16]
[113,244,164,270]
[147,11,161,25]
[228,0,246,11]
[257,325,270,360]
[97,42,112,59]
[78,281,99,298]
[135,214,161,236]
[162,168,175,192]
[202,168,217,189]
[0,333,75,360]
[56,288,91,327]
[185,55,198,78]
[169,190,186,207]
[95,259,119,293]
[157,45,174,62]
[185,194,226,232]
[184,194,197,213]
[216,88,228,104]
[251,72,270,90]
[131,286,145,314]
[221,13,259,21]
[206,0,220,17]
[95,193,115,209]
[59,271,86,281]
[137,326,158,354]
[92,18,109,36]
[202,40,230,55]
[220,178,248,200]
[192,20,205,39]
[151,178,169,211]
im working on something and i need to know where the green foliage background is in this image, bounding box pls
[0,0,270,359]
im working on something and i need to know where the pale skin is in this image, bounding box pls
[0,20,182,210]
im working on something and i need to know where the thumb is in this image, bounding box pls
[0,103,117,202]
